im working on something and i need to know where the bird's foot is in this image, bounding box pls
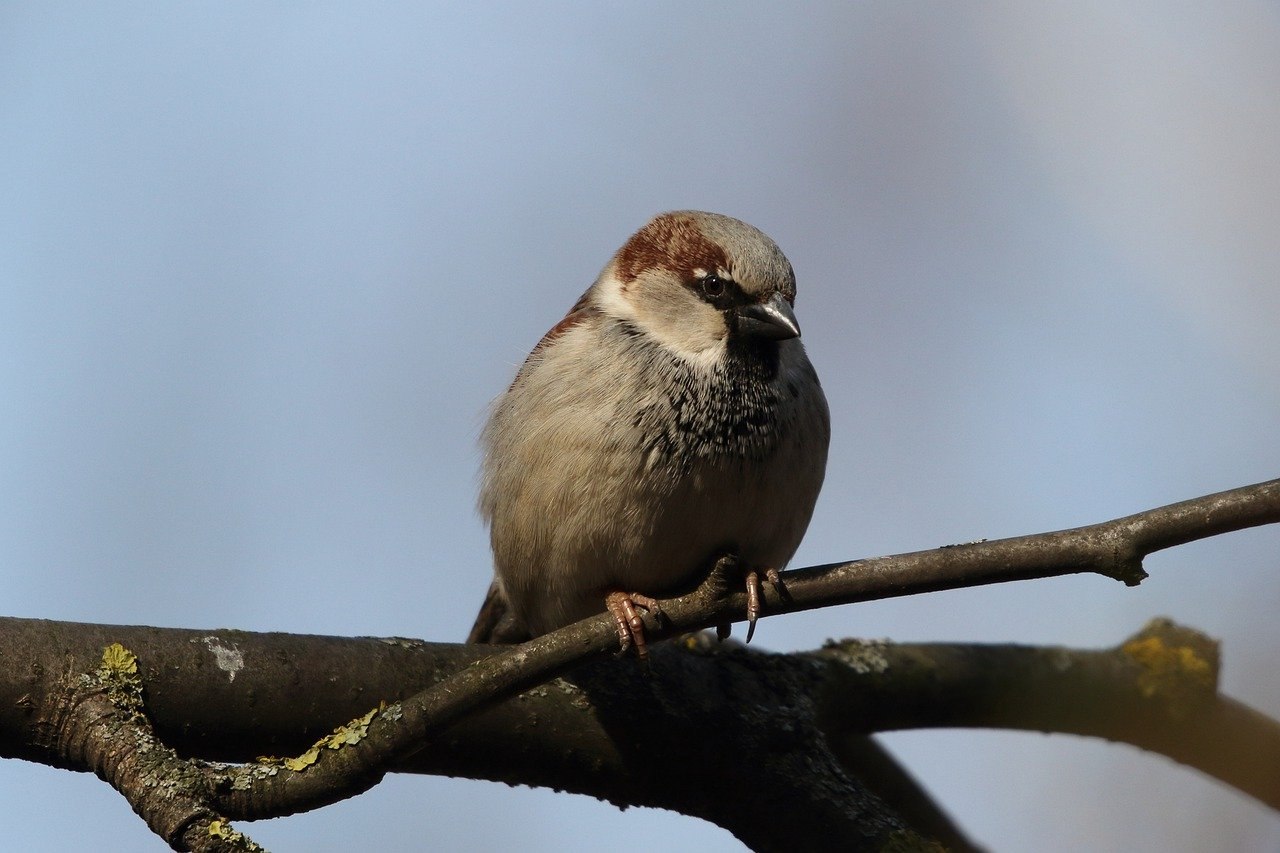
[704,555,787,643]
[605,591,663,663]
[705,554,740,640]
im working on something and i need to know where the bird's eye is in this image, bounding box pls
[700,274,726,299]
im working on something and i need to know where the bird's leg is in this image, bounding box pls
[744,567,786,643]
[605,591,663,662]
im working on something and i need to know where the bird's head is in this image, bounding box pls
[592,211,800,367]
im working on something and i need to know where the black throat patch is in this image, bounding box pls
[631,334,787,474]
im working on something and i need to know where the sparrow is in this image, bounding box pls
[467,211,829,659]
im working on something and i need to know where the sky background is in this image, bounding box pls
[3,3,1279,850]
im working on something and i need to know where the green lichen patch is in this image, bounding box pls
[97,642,146,720]
[207,819,266,851]
[260,703,386,774]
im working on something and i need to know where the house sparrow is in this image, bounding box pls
[467,211,829,658]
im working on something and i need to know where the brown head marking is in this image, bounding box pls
[614,212,730,285]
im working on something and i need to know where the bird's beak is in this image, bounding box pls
[736,292,801,340]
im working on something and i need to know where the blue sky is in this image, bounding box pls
[3,4,1279,850]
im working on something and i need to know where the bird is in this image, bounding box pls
[467,211,829,659]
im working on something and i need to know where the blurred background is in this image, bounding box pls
[3,3,1278,850]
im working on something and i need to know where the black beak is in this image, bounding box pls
[736,292,801,340]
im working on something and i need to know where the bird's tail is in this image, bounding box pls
[465,579,532,644]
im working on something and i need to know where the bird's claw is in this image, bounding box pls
[606,591,663,663]
[744,567,784,644]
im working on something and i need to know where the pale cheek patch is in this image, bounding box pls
[595,273,640,324]
[598,268,728,372]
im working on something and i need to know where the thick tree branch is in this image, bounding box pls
[33,642,261,852]
[815,618,1280,810]
[2,619,1276,835]
[1,480,1276,848]
[1,620,925,852]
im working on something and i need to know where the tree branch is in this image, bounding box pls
[784,477,1280,605]
[2,619,1276,832]
[0,620,926,852]
[815,618,1280,810]
[2,480,1276,848]
[209,478,1280,821]
[32,642,262,851]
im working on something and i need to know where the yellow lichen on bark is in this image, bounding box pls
[263,703,385,774]
[1122,636,1215,700]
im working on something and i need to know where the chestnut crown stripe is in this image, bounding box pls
[614,212,730,285]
